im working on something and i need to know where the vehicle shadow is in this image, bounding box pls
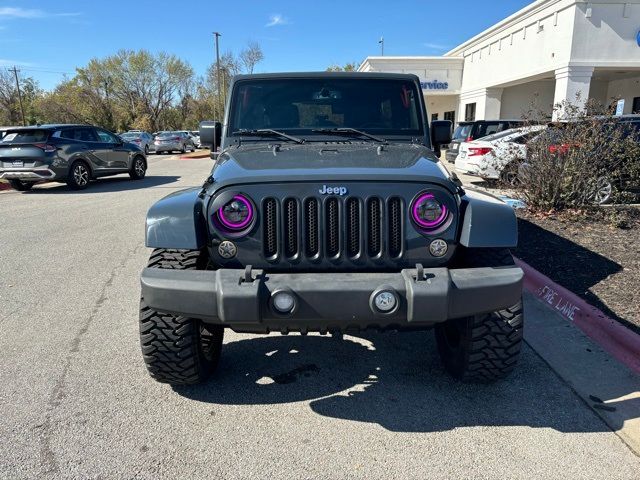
[22,175,181,194]
[514,218,633,331]
[174,332,638,433]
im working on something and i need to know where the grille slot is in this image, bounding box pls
[325,198,340,257]
[284,198,298,258]
[367,197,382,257]
[263,198,278,258]
[388,198,402,258]
[304,198,319,257]
[346,198,360,257]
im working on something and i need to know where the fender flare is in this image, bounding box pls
[145,187,207,250]
[458,189,518,248]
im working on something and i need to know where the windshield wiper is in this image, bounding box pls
[312,127,387,144]
[233,129,305,144]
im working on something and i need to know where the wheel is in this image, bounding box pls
[8,179,34,191]
[435,248,524,382]
[592,176,613,205]
[500,162,521,186]
[129,156,146,180]
[140,249,224,385]
[180,144,186,154]
[66,161,90,190]
[144,145,149,155]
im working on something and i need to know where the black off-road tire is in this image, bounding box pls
[435,248,524,382]
[8,179,34,191]
[140,249,224,385]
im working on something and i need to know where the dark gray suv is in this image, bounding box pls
[0,124,147,191]
[139,72,524,386]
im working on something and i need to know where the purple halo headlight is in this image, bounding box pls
[411,192,448,230]
[217,195,254,231]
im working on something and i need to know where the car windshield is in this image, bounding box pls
[1,129,49,143]
[481,129,524,142]
[157,132,177,138]
[121,133,140,139]
[452,124,472,140]
[229,78,424,139]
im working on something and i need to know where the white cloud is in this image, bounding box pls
[0,59,35,67]
[0,7,81,19]
[265,14,289,27]
[423,42,451,51]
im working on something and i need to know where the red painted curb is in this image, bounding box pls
[0,182,12,191]
[179,153,210,160]
[514,257,640,374]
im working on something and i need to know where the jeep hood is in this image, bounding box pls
[209,143,456,193]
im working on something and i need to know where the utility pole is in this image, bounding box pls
[9,66,26,126]
[379,36,384,56]
[213,32,222,119]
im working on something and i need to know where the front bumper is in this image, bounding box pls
[0,168,56,181]
[140,266,523,333]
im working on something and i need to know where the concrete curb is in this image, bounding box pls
[515,257,640,374]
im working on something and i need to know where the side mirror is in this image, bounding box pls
[431,120,452,146]
[199,120,222,155]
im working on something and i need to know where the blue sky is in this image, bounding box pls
[0,0,532,90]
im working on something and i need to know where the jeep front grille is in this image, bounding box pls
[262,196,404,262]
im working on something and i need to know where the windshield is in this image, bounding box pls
[157,132,178,138]
[481,129,524,142]
[452,124,472,141]
[229,78,424,139]
[121,133,140,139]
[1,129,49,143]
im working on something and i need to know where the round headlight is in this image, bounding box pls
[411,192,448,230]
[217,194,253,230]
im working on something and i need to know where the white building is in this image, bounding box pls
[358,0,640,121]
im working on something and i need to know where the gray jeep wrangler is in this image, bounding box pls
[139,72,524,385]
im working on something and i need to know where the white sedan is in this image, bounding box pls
[455,125,546,184]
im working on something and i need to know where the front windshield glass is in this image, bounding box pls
[121,133,140,139]
[229,78,423,138]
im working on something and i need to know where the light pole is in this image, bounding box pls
[9,66,26,126]
[213,32,222,118]
[379,36,384,56]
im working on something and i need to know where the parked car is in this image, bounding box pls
[139,72,524,386]
[445,119,526,163]
[0,124,147,191]
[120,131,154,154]
[153,131,196,154]
[455,125,547,184]
[190,130,201,148]
[520,115,640,204]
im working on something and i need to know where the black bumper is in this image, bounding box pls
[140,266,523,333]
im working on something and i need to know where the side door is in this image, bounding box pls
[60,127,109,172]
[95,128,130,170]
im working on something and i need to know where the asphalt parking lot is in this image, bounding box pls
[1,153,639,479]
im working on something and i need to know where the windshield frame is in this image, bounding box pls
[225,76,429,148]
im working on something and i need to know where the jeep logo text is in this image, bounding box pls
[319,185,347,195]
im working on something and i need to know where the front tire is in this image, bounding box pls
[140,249,224,385]
[8,179,34,191]
[435,248,524,382]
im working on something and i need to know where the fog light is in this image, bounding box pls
[429,239,448,257]
[373,291,397,313]
[272,291,295,314]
